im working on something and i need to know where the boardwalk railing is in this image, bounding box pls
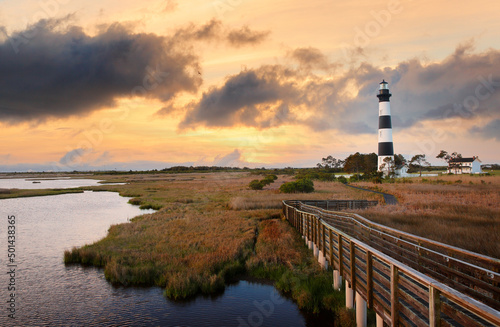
[282,200,500,327]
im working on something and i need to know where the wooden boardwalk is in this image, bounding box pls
[282,200,500,327]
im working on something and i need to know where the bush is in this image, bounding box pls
[249,179,264,190]
[337,176,348,184]
[349,174,360,182]
[249,175,278,190]
[279,178,314,193]
[265,174,278,181]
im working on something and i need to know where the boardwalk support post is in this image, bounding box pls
[356,291,367,327]
[319,251,328,270]
[346,282,354,309]
[333,270,342,290]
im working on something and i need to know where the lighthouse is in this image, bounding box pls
[377,80,394,172]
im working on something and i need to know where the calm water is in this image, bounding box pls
[0,178,110,189]
[0,183,332,326]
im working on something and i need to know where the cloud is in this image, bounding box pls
[469,119,500,141]
[172,19,223,42]
[213,149,242,166]
[59,148,87,166]
[0,17,202,124]
[227,26,270,47]
[179,44,500,136]
[289,47,332,71]
[172,20,270,47]
[179,66,300,129]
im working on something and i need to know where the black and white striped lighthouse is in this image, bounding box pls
[377,80,394,171]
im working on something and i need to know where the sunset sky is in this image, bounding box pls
[1,0,499,171]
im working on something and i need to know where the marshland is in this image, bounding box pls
[1,170,498,325]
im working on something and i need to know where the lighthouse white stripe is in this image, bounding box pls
[378,128,393,143]
[379,102,391,116]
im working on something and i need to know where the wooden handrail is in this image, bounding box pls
[283,200,500,326]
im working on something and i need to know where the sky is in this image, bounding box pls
[0,0,499,171]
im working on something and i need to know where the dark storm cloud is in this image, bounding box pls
[180,43,500,136]
[0,18,202,123]
[0,17,268,124]
[226,26,270,47]
[469,119,500,141]
[180,66,299,128]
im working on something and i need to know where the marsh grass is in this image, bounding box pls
[0,188,84,199]
[62,172,365,316]
[351,175,500,258]
[247,219,345,313]
[62,171,497,318]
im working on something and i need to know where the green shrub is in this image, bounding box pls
[249,175,277,190]
[279,178,314,193]
[265,174,278,181]
[249,179,264,190]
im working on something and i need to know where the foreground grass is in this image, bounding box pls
[351,174,500,258]
[247,218,344,313]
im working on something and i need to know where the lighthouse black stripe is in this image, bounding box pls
[379,116,392,129]
[378,142,394,156]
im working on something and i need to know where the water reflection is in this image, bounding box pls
[0,178,114,189]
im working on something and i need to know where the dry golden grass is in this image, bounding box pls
[230,177,382,210]
[351,175,500,258]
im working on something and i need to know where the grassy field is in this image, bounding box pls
[351,174,500,258]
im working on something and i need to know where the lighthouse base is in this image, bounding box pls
[378,155,394,175]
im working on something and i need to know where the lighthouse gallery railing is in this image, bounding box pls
[282,200,500,327]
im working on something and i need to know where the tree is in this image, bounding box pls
[436,150,462,173]
[343,152,377,175]
[317,156,344,170]
[379,157,396,178]
[410,154,430,177]
[394,154,407,168]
